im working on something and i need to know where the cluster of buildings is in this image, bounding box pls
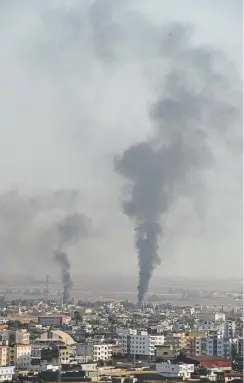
[0,298,242,382]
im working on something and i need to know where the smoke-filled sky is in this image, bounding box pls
[0,0,242,280]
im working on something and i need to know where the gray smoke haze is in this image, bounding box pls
[0,0,242,283]
[55,212,92,301]
[54,250,72,303]
[114,5,241,303]
[0,189,92,279]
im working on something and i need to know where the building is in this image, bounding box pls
[218,322,236,338]
[0,346,8,366]
[111,345,122,356]
[236,337,243,359]
[93,344,112,362]
[8,344,32,369]
[156,362,194,380]
[155,345,176,361]
[205,336,232,359]
[41,345,71,365]
[216,371,243,383]
[0,330,30,345]
[185,334,206,357]
[183,356,232,370]
[197,311,226,322]
[37,315,64,327]
[76,343,112,362]
[38,329,76,346]
[121,329,164,357]
[164,332,186,350]
[76,344,93,359]
[0,366,15,382]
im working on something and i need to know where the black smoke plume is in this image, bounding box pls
[115,25,241,305]
[55,213,92,303]
[54,250,72,304]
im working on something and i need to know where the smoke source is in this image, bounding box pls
[115,26,241,305]
[55,212,92,302]
[54,250,72,303]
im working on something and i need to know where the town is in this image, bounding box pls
[0,292,242,383]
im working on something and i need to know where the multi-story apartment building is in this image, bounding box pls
[121,329,164,357]
[185,337,203,357]
[164,333,186,351]
[92,344,112,362]
[0,347,8,366]
[0,330,30,345]
[218,321,236,338]
[236,337,243,359]
[205,336,231,359]
[8,344,32,369]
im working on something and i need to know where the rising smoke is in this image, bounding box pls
[115,23,241,304]
[0,0,241,283]
[55,213,92,303]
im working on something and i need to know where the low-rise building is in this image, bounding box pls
[156,362,194,380]
[0,366,15,382]
[155,345,176,361]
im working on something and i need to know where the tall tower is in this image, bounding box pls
[43,275,50,302]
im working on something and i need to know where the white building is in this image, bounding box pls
[156,362,194,380]
[0,366,15,382]
[15,345,32,369]
[92,344,112,362]
[121,329,164,357]
[218,321,236,338]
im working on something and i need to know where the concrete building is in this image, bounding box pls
[236,337,243,358]
[0,330,30,345]
[185,337,203,357]
[76,343,112,362]
[164,332,186,351]
[205,337,232,359]
[93,344,112,362]
[121,329,164,357]
[0,366,15,381]
[41,346,72,365]
[156,362,194,380]
[197,311,226,322]
[37,315,64,327]
[8,344,32,369]
[0,347,8,366]
[155,345,176,361]
[218,321,236,338]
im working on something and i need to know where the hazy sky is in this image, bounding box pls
[0,0,242,282]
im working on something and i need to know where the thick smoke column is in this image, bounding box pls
[54,250,72,304]
[55,213,92,303]
[115,27,240,305]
